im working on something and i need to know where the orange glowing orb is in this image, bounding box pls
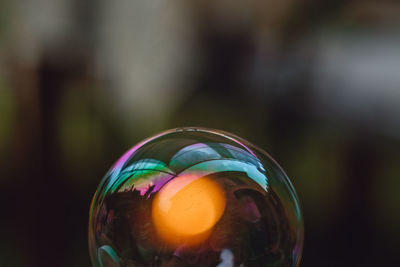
[152,175,226,246]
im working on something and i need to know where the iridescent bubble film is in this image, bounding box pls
[89,128,303,267]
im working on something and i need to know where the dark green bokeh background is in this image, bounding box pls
[1,0,399,266]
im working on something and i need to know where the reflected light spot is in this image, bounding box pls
[152,175,226,246]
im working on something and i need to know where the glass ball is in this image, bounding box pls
[89,127,303,267]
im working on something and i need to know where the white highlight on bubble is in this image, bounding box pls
[217,248,234,267]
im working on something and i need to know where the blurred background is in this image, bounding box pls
[0,0,399,266]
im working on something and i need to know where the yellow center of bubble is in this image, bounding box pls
[152,175,226,246]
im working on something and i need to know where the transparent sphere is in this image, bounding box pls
[89,128,303,267]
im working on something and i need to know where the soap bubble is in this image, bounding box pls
[89,127,303,267]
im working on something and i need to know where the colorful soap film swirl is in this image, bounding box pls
[88,128,303,267]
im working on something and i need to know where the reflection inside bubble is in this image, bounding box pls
[152,174,226,246]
